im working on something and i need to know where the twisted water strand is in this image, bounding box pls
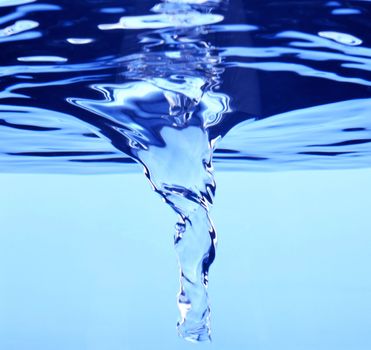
[138,123,216,341]
[173,171,216,342]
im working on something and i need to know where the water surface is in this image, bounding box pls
[1,0,370,343]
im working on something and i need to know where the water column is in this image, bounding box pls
[85,0,229,341]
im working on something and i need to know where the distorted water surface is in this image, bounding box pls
[1,0,370,346]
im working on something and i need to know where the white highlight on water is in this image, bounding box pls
[0,20,38,37]
[318,31,363,46]
[66,38,94,45]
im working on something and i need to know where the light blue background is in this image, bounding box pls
[0,169,371,349]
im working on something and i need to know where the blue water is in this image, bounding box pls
[0,0,371,346]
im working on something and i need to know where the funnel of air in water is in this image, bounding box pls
[74,0,230,341]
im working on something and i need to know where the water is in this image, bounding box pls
[0,0,371,344]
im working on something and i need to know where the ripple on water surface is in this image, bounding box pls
[0,0,370,342]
